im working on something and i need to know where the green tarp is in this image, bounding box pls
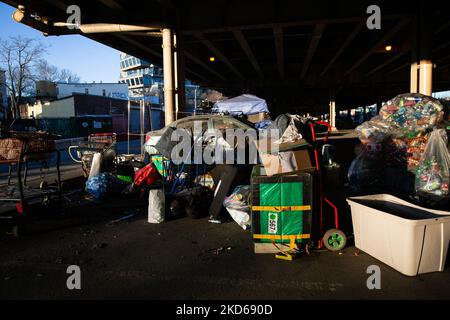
[251,166,314,244]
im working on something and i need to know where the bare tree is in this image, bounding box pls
[0,36,45,119]
[36,59,81,83]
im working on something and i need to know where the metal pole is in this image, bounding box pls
[194,86,198,115]
[148,100,153,132]
[140,99,145,155]
[162,28,175,125]
[419,60,433,96]
[173,33,179,121]
[127,99,130,154]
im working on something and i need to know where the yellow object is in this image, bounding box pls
[253,234,311,240]
[275,252,294,261]
[273,238,298,261]
[251,205,311,212]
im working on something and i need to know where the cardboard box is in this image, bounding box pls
[258,148,314,176]
[247,112,270,123]
[255,138,314,176]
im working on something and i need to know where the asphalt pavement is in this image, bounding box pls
[0,137,449,300]
[0,200,449,300]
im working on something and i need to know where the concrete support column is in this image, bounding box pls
[419,60,433,96]
[329,100,336,130]
[410,62,418,93]
[140,99,145,154]
[411,1,433,96]
[162,28,175,125]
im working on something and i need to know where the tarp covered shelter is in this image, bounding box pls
[212,94,269,115]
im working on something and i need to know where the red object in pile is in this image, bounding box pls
[133,162,161,187]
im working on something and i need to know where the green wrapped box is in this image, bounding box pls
[251,165,315,246]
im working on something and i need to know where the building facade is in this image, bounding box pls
[119,53,163,104]
[119,52,199,117]
[56,82,128,100]
[23,93,130,138]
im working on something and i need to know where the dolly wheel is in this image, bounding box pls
[323,229,347,252]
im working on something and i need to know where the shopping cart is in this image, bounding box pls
[68,133,117,177]
[0,131,62,230]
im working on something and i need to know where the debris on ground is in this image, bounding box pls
[207,246,232,255]
[107,212,138,225]
[92,243,108,249]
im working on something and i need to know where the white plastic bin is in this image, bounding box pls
[347,194,450,276]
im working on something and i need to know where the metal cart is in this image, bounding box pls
[0,132,62,234]
[308,121,346,251]
[68,133,117,177]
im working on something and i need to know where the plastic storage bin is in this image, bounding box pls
[347,194,450,276]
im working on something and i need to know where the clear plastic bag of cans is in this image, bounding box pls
[415,129,449,201]
[379,93,444,137]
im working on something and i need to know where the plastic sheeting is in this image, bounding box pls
[415,129,450,201]
[148,189,165,223]
[223,185,251,230]
[212,94,269,115]
[85,173,127,200]
[88,152,102,178]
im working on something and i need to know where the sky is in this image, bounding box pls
[0,2,120,83]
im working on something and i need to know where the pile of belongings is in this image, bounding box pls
[212,94,269,116]
[223,185,251,230]
[349,93,448,202]
[86,172,128,200]
[167,186,213,220]
[85,154,162,200]
[267,114,314,145]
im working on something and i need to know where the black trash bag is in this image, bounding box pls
[166,195,186,220]
[172,186,213,219]
[186,187,213,219]
[348,144,385,193]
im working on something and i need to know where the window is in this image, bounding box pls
[85,88,89,94]
[102,89,106,96]
[130,78,135,86]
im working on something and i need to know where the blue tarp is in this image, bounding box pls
[212,94,269,115]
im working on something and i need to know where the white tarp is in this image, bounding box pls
[212,94,269,115]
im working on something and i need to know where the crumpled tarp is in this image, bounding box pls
[212,94,269,115]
